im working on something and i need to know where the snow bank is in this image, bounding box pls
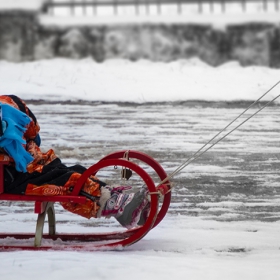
[0,58,279,104]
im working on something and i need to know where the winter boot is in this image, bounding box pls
[98,185,150,229]
[137,201,151,226]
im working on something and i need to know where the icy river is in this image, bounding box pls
[24,100,280,223]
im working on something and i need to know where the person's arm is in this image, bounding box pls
[0,103,34,172]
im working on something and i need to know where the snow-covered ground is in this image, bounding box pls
[0,57,280,279]
[1,57,280,104]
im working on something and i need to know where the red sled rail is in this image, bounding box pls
[0,150,171,251]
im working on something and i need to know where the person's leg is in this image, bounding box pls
[4,158,85,194]
[4,158,150,228]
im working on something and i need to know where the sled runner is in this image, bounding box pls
[0,150,171,251]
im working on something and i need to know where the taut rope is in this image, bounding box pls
[157,80,280,189]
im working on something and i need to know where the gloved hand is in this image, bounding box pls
[0,103,34,172]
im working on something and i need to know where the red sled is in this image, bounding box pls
[0,150,171,251]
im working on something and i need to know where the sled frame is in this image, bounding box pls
[0,150,171,251]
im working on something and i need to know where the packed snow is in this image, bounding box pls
[0,57,280,280]
[1,57,280,104]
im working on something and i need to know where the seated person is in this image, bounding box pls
[0,95,149,229]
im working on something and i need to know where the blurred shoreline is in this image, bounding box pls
[25,99,280,108]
